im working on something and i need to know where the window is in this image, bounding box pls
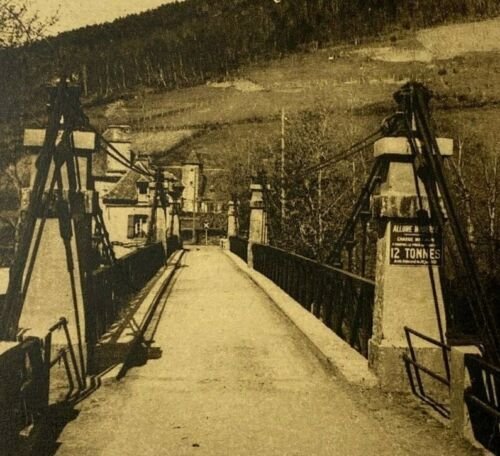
[127,214,148,239]
[137,182,148,195]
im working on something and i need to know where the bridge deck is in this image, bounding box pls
[54,247,477,455]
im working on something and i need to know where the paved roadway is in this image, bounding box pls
[54,247,481,456]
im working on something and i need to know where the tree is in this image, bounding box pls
[272,110,367,262]
[0,0,57,48]
[0,1,57,265]
[220,108,375,265]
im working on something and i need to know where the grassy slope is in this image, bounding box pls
[84,18,500,171]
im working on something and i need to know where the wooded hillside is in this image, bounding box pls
[1,0,500,278]
[1,0,500,122]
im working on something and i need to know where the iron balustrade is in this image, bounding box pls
[0,337,45,449]
[229,236,248,263]
[88,242,166,346]
[403,326,451,418]
[251,243,375,357]
[166,235,181,259]
[464,354,500,454]
[44,317,84,397]
[0,317,85,451]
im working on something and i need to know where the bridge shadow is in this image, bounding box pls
[21,256,187,453]
[21,402,79,456]
[116,259,184,379]
[17,361,122,456]
[99,268,165,347]
[91,263,188,374]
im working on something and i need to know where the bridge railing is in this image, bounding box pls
[0,337,45,448]
[229,236,248,263]
[403,326,451,418]
[166,235,181,259]
[252,243,375,357]
[88,242,166,345]
[0,316,86,449]
[464,354,500,454]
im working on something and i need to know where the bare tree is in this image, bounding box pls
[0,1,57,264]
[481,147,499,270]
[0,0,57,48]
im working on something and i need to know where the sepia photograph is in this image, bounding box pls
[0,1,499,454]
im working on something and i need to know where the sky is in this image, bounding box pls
[31,0,180,34]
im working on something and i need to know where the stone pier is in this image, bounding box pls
[227,200,238,238]
[247,183,268,268]
[368,136,453,391]
[19,127,97,377]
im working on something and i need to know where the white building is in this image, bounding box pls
[94,126,228,248]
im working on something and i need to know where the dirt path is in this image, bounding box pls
[53,247,482,455]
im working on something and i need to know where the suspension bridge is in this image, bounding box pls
[0,80,498,455]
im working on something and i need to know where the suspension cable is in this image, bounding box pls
[289,114,403,182]
[328,157,386,264]
[294,129,383,181]
[0,80,67,339]
[409,84,500,363]
[404,115,449,369]
[96,132,154,178]
[63,90,154,178]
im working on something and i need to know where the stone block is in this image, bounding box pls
[24,129,96,152]
[372,194,430,219]
[374,137,453,158]
[369,339,449,397]
[450,346,482,441]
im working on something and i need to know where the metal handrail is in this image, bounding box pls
[254,242,375,287]
[464,353,500,453]
[403,326,451,418]
[229,236,248,263]
[44,317,84,393]
[251,243,374,357]
[0,336,47,442]
[89,242,166,345]
[404,326,452,352]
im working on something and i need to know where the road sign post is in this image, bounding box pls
[203,222,209,245]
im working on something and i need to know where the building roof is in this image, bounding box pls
[103,169,140,204]
[183,150,202,166]
[103,160,177,205]
[102,125,132,143]
[164,166,182,181]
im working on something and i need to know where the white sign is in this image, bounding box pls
[390,223,443,266]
